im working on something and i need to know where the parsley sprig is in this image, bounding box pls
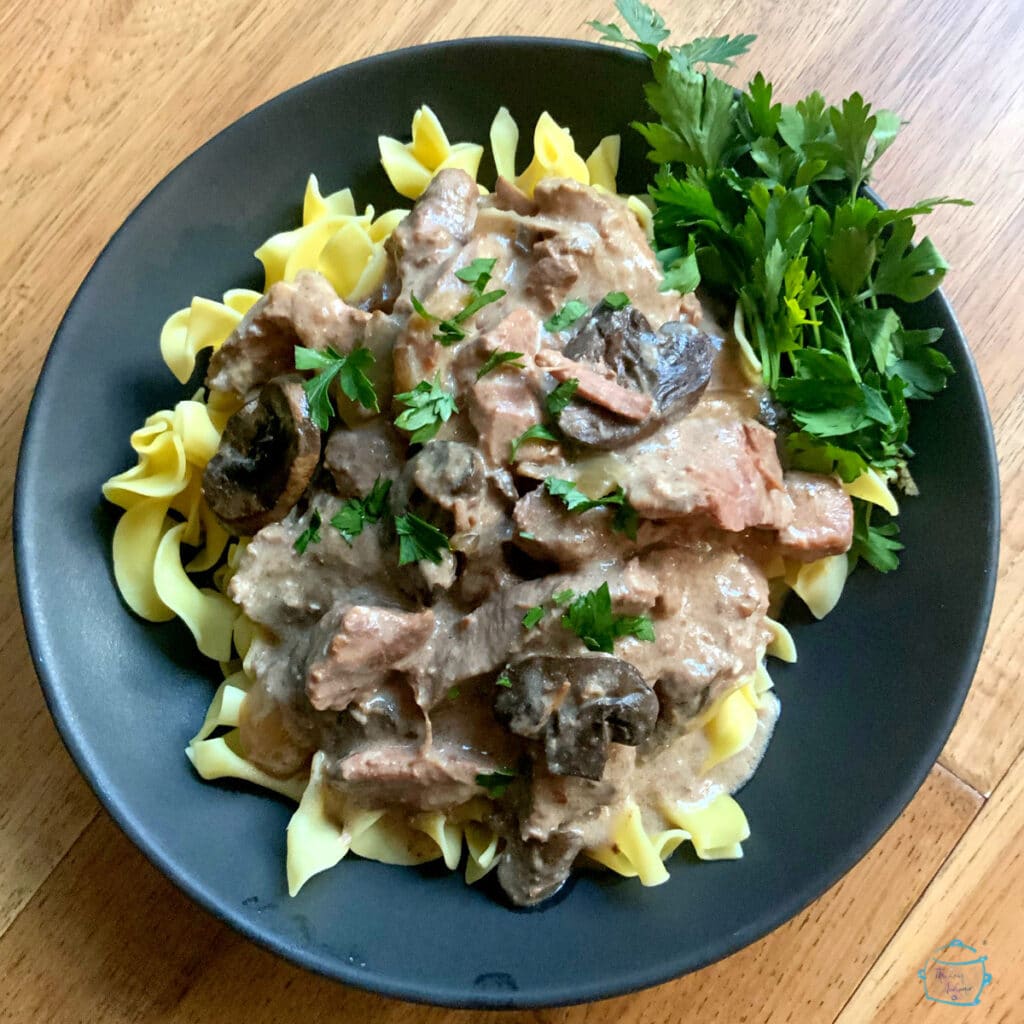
[544,478,640,540]
[561,581,655,653]
[394,375,459,443]
[544,300,589,333]
[293,509,322,554]
[330,477,392,545]
[411,257,507,345]
[394,511,450,565]
[476,350,525,380]
[294,346,379,430]
[545,378,580,417]
[475,769,516,797]
[593,1,970,571]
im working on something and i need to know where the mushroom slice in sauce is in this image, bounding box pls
[553,300,716,449]
[495,654,659,781]
[203,377,321,535]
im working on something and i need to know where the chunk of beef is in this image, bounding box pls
[773,471,854,561]
[615,410,794,532]
[229,496,398,637]
[305,605,436,712]
[324,420,405,498]
[460,309,548,466]
[513,488,620,565]
[388,169,479,270]
[330,744,488,811]
[207,271,383,397]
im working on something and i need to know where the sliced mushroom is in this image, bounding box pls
[392,441,487,520]
[497,828,583,906]
[495,654,659,781]
[202,376,321,535]
[554,301,716,449]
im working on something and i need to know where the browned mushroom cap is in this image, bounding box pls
[494,654,659,781]
[202,377,321,535]
[555,301,716,449]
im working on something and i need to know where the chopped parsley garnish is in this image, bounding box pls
[592,1,970,570]
[543,299,589,333]
[849,500,904,573]
[394,375,459,443]
[476,769,516,798]
[545,378,580,417]
[294,346,379,430]
[394,511,450,566]
[411,258,507,346]
[560,582,655,653]
[544,478,640,540]
[518,531,537,541]
[454,257,499,290]
[552,588,576,606]
[509,423,559,461]
[496,674,512,688]
[448,686,461,700]
[522,605,545,629]
[330,477,392,545]
[476,350,525,380]
[293,509,322,554]
[602,290,631,309]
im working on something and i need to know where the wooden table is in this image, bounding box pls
[2,1,1021,1020]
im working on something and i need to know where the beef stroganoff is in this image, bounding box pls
[103,4,959,904]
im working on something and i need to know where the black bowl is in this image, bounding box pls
[13,38,999,1008]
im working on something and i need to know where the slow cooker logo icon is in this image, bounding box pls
[918,939,992,1006]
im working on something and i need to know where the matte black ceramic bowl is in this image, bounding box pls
[14,38,999,1008]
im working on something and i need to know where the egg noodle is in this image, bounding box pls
[103,105,899,897]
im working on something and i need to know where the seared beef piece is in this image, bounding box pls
[388,169,479,271]
[551,300,716,449]
[330,744,487,811]
[497,828,583,906]
[323,420,405,499]
[229,497,395,636]
[492,176,538,217]
[512,488,620,566]
[207,271,380,397]
[774,472,853,561]
[613,412,793,532]
[305,605,435,712]
[495,654,658,780]
[203,376,321,535]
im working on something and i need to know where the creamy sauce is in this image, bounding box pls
[211,170,851,905]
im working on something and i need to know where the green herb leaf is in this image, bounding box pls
[552,588,576,606]
[476,769,516,797]
[522,605,545,629]
[510,423,559,461]
[455,289,507,323]
[674,33,757,68]
[560,582,655,653]
[544,479,639,540]
[603,291,631,309]
[448,686,461,700]
[330,477,392,544]
[293,509,322,554]
[454,257,498,291]
[394,375,459,443]
[394,511,450,566]
[476,350,525,380]
[295,345,379,429]
[849,499,903,572]
[546,379,580,417]
[544,300,589,333]
[496,674,512,688]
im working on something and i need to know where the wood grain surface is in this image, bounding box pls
[1,0,1020,1021]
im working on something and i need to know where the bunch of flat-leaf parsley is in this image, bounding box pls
[592,1,970,571]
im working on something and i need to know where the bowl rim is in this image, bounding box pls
[13,34,1001,1009]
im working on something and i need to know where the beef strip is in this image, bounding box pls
[207,271,396,397]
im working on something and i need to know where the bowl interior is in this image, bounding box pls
[14,38,999,1009]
